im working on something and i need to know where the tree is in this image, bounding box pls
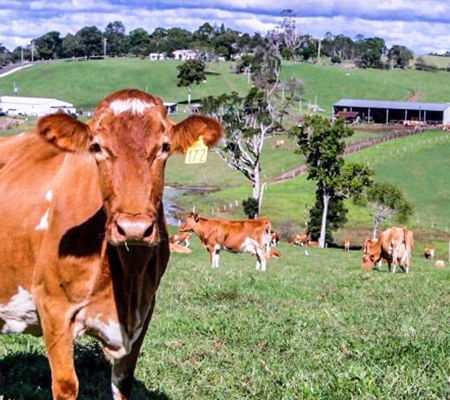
[0,43,12,66]
[127,28,150,56]
[202,48,302,217]
[387,45,413,69]
[364,182,414,238]
[104,21,126,56]
[34,31,62,59]
[291,115,372,247]
[75,26,103,58]
[61,33,83,57]
[279,9,302,60]
[359,37,386,68]
[176,59,206,104]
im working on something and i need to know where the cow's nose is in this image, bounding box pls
[114,214,156,244]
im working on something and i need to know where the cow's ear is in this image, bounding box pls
[193,213,199,222]
[169,115,222,154]
[37,112,93,152]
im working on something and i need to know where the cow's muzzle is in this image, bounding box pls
[109,214,159,246]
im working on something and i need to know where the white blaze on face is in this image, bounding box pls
[109,98,155,115]
[0,286,38,333]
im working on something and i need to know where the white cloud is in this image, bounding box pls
[0,0,449,54]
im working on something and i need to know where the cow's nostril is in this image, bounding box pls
[116,223,126,237]
[144,224,154,239]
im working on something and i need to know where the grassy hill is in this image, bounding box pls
[0,58,250,110]
[0,58,449,247]
[1,58,450,400]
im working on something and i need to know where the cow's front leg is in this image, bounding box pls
[39,305,78,399]
[111,298,155,400]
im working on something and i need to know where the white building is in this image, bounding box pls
[149,53,167,61]
[0,96,76,117]
[172,49,197,60]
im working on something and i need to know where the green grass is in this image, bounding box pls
[1,60,450,399]
[0,58,250,110]
[1,241,450,399]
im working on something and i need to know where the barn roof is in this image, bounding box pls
[334,99,450,112]
[0,96,73,107]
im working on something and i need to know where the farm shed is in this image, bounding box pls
[0,95,76,117]
[163,102,178,114]
[333,99,450,125]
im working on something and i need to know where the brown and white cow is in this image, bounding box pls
[361,227,414,273]
[179,212,272,271]
[170,231,192,248]
[0,89,222,400]
[424,246,435,260]
[343,238,350,251]
[270,231,281,247]
[289,233,308,246]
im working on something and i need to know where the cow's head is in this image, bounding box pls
[37,89,222,247]
[361,253,376,270]
[361,238,377,269]
[179,212,199,232]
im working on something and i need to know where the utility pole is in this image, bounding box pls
[31,41,34,62]
[20,47,24,65]
[317,39,322,65]
[103,37,107,57]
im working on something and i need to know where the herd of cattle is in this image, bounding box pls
[0,89,443,399]
[171,215,442,273]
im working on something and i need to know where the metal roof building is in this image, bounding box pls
[333,98,450,125]
[0,96,76,117]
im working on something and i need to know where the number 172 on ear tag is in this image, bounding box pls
[185,136,208,164]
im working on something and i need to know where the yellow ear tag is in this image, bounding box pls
[185,135,208,164]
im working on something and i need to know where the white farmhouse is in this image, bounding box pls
[172,49,197,60]
[0,95,76,117]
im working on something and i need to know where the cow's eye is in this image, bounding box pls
[89,142,102,153]
[161,142,171,153]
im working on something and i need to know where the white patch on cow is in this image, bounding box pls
[241,237,258,255]
[35,209,49,231]
[45,189,53,202]
[85,313,145,359]
[0,286,38,333]
[109,98,154,115]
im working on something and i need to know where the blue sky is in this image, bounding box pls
[0,0,449,55]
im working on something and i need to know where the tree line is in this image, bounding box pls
[0,14,418,69]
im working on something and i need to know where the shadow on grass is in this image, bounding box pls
[0,341,170,400]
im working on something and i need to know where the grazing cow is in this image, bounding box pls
[270,231,281,247]
[424,246,435,260]
[179,212,272,271]
[274,139,285,149]
[0,89,222,399]
[343,238,350,251]
[289,233,308,246]
[435,260,445,268]
[170,231,192,248]
[361,227,414,273]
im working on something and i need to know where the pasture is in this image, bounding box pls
[1,238,450,399]
[1,58,450,399]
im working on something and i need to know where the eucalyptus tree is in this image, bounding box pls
[291,115,372,247]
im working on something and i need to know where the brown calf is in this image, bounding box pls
[179,212,272,271]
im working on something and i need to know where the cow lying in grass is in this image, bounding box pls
[179,212,272,271]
